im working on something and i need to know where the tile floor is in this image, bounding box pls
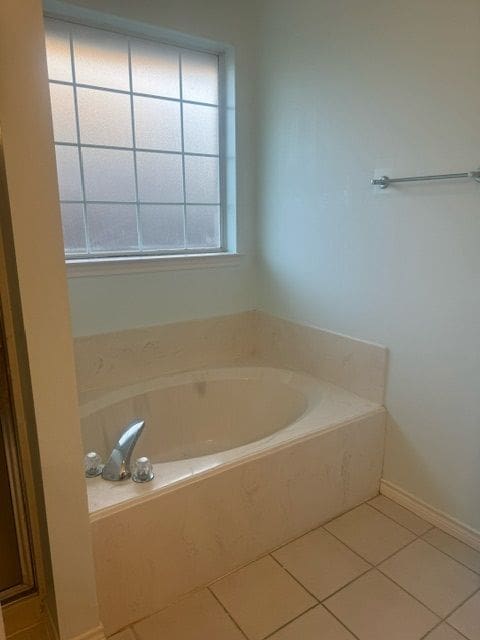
[111,495,480,640]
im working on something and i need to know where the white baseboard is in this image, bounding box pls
[380,479,480,552]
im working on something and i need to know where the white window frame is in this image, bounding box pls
[44,0,240,277]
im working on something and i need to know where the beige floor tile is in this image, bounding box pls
[210,556,316,640]
[324,570,439,640]
[447,590,480,639]
[379,539,480,617]
[424,623,468,640]
[272,527,370,600]
[109,630,136,640]
[324,503,415,564]
[368,495,433,535]
[423,528,480,573]
[133,589,245,640]
[268,605,356,639]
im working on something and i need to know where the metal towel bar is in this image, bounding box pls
[371,169,480,189]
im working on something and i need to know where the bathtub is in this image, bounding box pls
[81,366,385,633]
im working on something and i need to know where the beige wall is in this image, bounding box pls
[0,1,102,638]
[51,0,259,337]
[257,0,480,532]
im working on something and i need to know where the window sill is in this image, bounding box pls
[66,252,243,278]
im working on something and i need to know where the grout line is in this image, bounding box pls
[367,497,435,535]
[380,481,480,554]
[418,620,445,640]
[375,562,477,623]
[208,586,249,639]
[442,621,473,640]
[117,583,209,632]
[371,535,420,565]
[128,624,141,640]
[104,624,138,640]
[269,554,321,602]
[263,496,377,561]
[418,538,480,576]
[357,501,422,537]
[205,513,349,591]
[318,565,373,603]
[302,522,456,626]
[321,520,419,568]
[419,531,480,575]
[270,549,372,606]
[420,621,471,640]
[440,585,480,623]
[320,605,362,640]
[260,602,320,640]
[366,496,480,577]
[322,512,480,634]
[321,564,443,628]
[267,555,364,639]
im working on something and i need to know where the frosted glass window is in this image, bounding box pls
[140,205,185,249]
[185,156,220,203]
[73,26,130,90]
[186,206,220,249]
[134,97,181,151]
[182,51,218,104]
[78,88,132,147]
[61,203,87,253]
[55,145,82,200]
[82,148,136,201]
[183,104,219,155]
[45,17,226,259]
[45,19,72,82]
[87,204,139,252]
[137,152,184,203]
[131,39,180,98]
[49,84,77,143]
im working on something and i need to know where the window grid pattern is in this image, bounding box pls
[46,18,223,258]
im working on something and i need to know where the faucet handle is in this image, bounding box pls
[84,451,103,477]
[132,457,154,483]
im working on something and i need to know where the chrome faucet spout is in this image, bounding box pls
[102,419,145,481]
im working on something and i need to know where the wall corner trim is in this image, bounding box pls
[380,479,480,552]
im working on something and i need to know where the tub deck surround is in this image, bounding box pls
[74,311,258,396]
[252,312,387,404]
[81,367,382,515]
[75,312,388,632]
[74,311,388,405]
[91,409,385,634]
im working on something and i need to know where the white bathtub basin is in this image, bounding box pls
[81,370,308,462]
[80,366,382,516]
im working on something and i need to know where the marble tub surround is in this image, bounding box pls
[77,312,388,633]
[92,410,385,634]
[83,368,382,514]
[74,311,387,404]
[252,312,387,404]
[74,311,257,395]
